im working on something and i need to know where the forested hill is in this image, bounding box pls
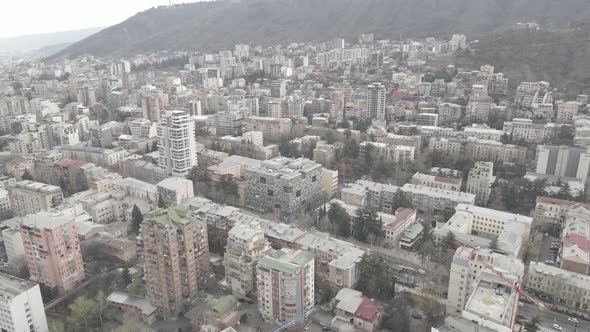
[49,0,590,59]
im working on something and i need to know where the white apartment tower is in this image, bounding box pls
[0,273,48,332]
[466,162,496,206]
[157,110,198,178]
[368,83,386,119]
[256,249,314,322]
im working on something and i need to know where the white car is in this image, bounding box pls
[552,324,563,331]
[568,317,579,324]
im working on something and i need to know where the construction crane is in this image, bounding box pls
[456,245,548,332]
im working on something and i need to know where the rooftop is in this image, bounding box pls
[21,211,74,229]
[258,249,314,275]
[14,180,61,193]
[0,272,37,297]
[145,205,191,226]
[107,291,157,315]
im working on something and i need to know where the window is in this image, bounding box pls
[267,190,274,197]
[311,175,317,182]
[296,190,301,197]
[259,177,266,184]
[284,186,293,193]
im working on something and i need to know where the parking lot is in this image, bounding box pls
[539,233,561,266]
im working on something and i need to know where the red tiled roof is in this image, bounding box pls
[384,208,416,230]
[54,159,89,168]
[355,297,383,323]
[564,234,590,252]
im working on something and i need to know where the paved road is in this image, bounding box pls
[519,302,590,332]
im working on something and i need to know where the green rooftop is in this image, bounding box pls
[208,295,238,315]
[258,249,314,275]
[146,205,190,226]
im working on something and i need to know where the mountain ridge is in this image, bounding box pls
[49,0,590,59]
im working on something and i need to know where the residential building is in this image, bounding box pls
[359,142,415,163]
[535,145,590,184]
[502,118,557,143]
[156,177,194,206]
[224,224,271,298]
[157,110,198,178]
[0,189,11,218]
[428,137,463,160]
[9,180,63,217]
[2,228,25,269]
[417,113,438,127]
[466,96,493,122]
[465,140,527,165]
[331,288,384,332]
[437,102,462,124]
[244,116,292,141]
[556,101,579,124]
[256,249,314,322]
[410,173,462,192]
[20,211,85,294]
[57,145,129,167]
[533,196,579,226]
[401,184,476,213]
[560,204,590,274]
[466,162,495,206]
[340,180,400,214]
[367,83,386,119]
[0,272,48,332]
[141,205,209,318]
[526,262,590,317]
[383,208,417,246]
[244,157,323,218]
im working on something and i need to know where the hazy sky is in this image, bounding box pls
[0,0,202,38]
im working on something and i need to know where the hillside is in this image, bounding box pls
[0,27,103,52]
[49,0,590,59]
[453,22,590,97]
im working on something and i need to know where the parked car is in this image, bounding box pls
[552,324,563,331]
[568,317,579,324]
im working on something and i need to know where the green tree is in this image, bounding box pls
[442,231,458,251]
[352,207,382,243]
[215,174,239,203]
[342,138,359,159]
[21,169,33,181]
[157,193,168,209]
[392,189,412,210]
[355,254,396,300]
[524,316,541,332]
[65,291,108,332]
[327,202,351,237]
[130,205,143,234]
[121,267,132,287]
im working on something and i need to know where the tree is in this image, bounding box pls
[215,174,239,204]
[327,202,351,237]
[130,205,143,234]
[352,207,382,243]
[342,138,359,159]
[392,189,412,210]
[442,231,457,251]
[65,291,108,332]
[489,236,499,251]
[355,254,396,301]
[121,267,132,287]
[524,316,541,332]
[21,169,33,181]
[157,194,168,209]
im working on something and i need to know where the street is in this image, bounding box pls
[519,302,590,332]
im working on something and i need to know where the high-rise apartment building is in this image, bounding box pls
[20,211,85,294]
[256,249,314,322]
[270,80,287,98]
[9,180,63,217]
[535,145,590,184]
[157,110,198,178]
[224,224,271,298]
[141,205,209,318]
[466,162,496,206]
[367,83,386,119]
[0,272,48,332]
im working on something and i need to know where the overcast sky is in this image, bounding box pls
[0,0,203,38]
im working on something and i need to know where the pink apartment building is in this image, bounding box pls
[20,211,85,294]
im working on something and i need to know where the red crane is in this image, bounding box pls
[456,245,548,331]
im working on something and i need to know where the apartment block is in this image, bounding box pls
[244,157,323,217]
[465,140,527,165]
[224,224,271,298]
[20,211,85,294]
[256,249,314,322]
[2,228,25,269]
[0,273,48,332]
[359,142,415,163]
[156,177,194,206]
[560,204,590,274]
[57,145,129,167]
[340,180,400,214]
[556,101,579,124]
[535,145,590,184]
[401,184,475,213]
[141,205,209,318]
[466,162,496,206]
[157,110,198,178]
[244,116,292,141]
[502,118,557,143]
[410,172,462,192]
[9,180,63,217]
